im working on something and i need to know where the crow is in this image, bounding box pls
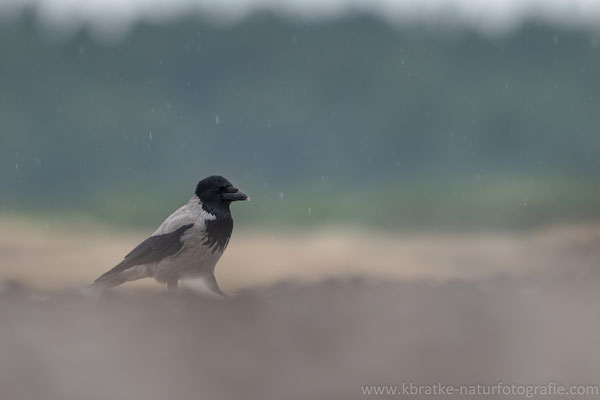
[91,175,248,295]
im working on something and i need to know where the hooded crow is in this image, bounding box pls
[91,175,248,295]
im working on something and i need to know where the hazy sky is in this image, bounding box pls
[1,0,599,39]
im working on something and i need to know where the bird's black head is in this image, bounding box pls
[195,175,249,215]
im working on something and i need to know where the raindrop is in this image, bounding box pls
[215,115,220,125]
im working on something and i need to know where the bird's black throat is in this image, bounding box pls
[204,214,233,253]
[199,199,234,253]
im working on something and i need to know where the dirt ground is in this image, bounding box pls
[1,220,600,399]
[1,218,599,291]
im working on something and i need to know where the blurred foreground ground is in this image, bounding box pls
[1,220,600,399]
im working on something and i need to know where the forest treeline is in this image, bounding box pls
[1,14,599,228]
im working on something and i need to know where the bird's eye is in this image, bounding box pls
[214,187,221,194]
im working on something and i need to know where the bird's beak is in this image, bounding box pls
[221,186,249,202]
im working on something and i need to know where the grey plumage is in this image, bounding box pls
[91,176,248,295]
[93,223,194,288]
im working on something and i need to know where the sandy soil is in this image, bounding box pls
[1,219,599,291]
[1,220,600,400]
[2,269,600,400]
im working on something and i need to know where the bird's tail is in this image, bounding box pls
[89,272,127,289]
[89,276,125,289]
[90,262,149,289]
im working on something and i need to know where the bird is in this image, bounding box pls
[91,175,248,295]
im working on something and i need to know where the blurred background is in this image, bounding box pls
[2,1,600,399]
[1,0,600,290]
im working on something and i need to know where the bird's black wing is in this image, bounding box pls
[94,223,194,282]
